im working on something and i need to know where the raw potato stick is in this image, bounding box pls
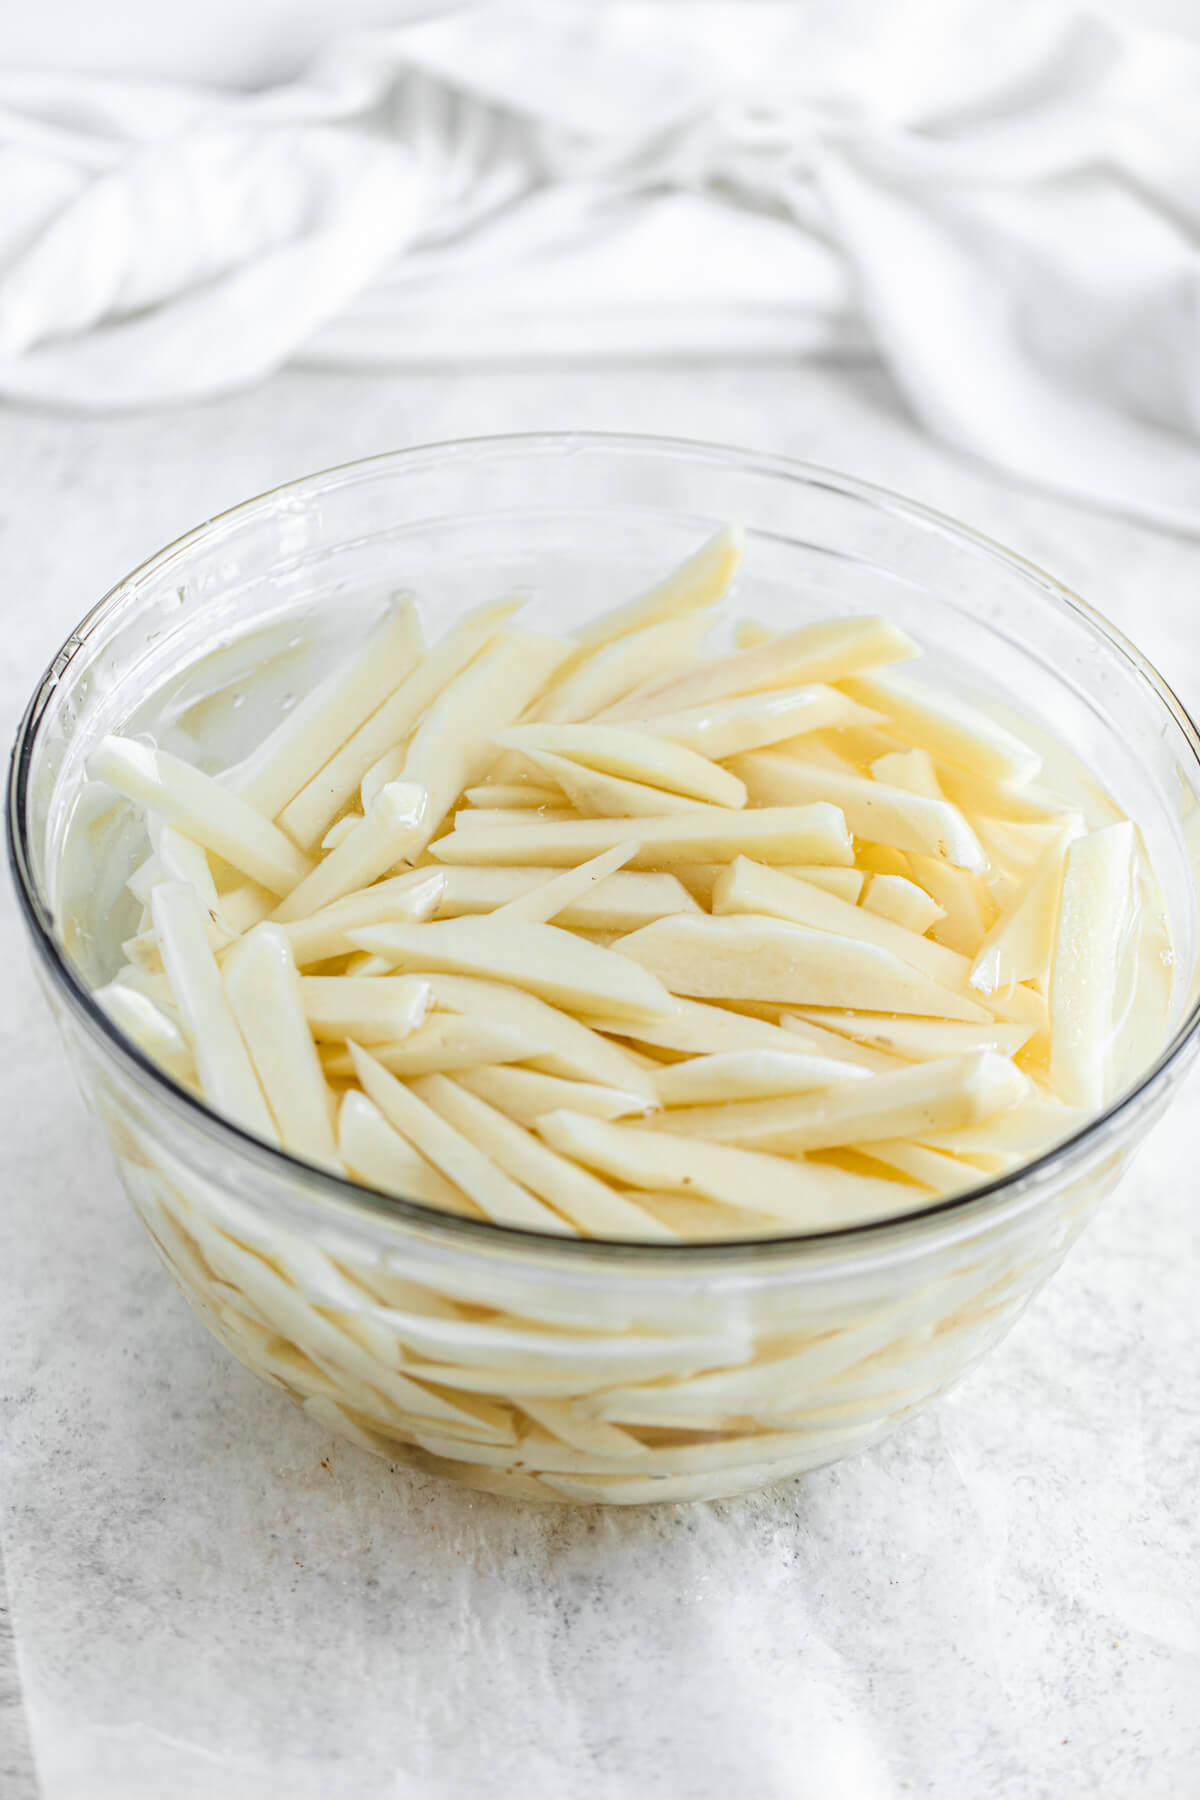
[462,784,562,810]
[390,631,572,849]
[537,1111,923,1228]
[711,859,970,989]
[652,1050,871,1107]
[841,667,1042,783]
[271,782,428,923]
[788,1010,1036,1062]
[338,1091,477,1213]
[90,737,313,896]
[299,976,431,1043]
[491,843,640,923]
[636,684,885,759]
[616,914,992,1020]
[319,1014,546,1079]
[456,1066,656,1125]
[227,597,422,818]
[347,917,674,1027]
[494,723,747,808]
[568,525,742,652]
[511,750,716,819]
[1049,822,1136,1109]
[970,821,1082,994]
[433,865,700,931]
[603,615,917,719]
[431,803,854,869]
[278,594,524,848]
[412,1075,678,1239]
[151,882,277,1139]
[281,869,446,965]
[529,613,712,725]
[637,1051,1027,1152]
[95,981,195,1082]
[349,1045,576,1233]
[861,874,945,935]
[730,753,986,871]
[424,974,658,1098]
[223,925,338,1165]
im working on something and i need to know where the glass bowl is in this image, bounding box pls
[9,433,1200,1506]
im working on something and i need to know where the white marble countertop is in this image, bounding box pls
[2,361,1198,1800]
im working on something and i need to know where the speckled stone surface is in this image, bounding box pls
[2,362,1198,1800]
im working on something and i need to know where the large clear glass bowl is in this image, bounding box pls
[9,434,1200,1505]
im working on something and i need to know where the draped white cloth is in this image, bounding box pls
[2,2,1199,529]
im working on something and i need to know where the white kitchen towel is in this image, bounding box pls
[1,1,1200,530]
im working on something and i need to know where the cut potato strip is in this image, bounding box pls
[432,803,853,869]
[537,1111,926,1227]
[222,925,338,1165]
[392,630,572,845]
[637,684,883,760]
[271,782,428,923]
[321,814,363,852]
[906,854,992,956]
[453,806,579,828]
[280,869,445,966]
[434,865,700,932]
[456,1066,655,1126]
[629,1191,786,1239]
[653,1050,870,1107]
[299,975,431,1043]
[95,981,195,1082]
[777,1016,911,1073]
[517,1399,647,1459]
[228,597,422,818]
[151,882,277,1138]
[933,762,1071,825]
[869,748,944,801]
[495,723,746,809]
[278,595,524,849]
[152,823,221,914]
[1049,822,1136,1109]
[731,753,986,871]
[90,737,313,896]
[593,993,882,1063]
[338,1091,477,1213]
[569,525,742,653]
[788,1010,1036,1062]
[512,749,716,819]
[617,914,991,1020]
[350,1045,575,1233]
[918,1105,1085,1168]
[413,1075,677,1240]
[531,613,712,725]
[492,842,639,923]
[643,1052,1026,1152]
[424,974,658,1098]
[462,784,562,810]
[604,615,917,719]
[320,1013,545,1080]
[841,668,1042,783]
[970,821,1082,995]
[347,918,673,1026]
[711,859,970,989]
[860,1139,984,1196]
[781,865,865,903]
[216,880,276,934]
[862,874,945,936]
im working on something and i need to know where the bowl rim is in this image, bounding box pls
[9,427,1200,1265]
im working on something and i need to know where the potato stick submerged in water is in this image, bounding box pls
[85,524,1170,1250]
[227,596,422,819]
[151,882,277,1139]
[432,804,853,868]
[223,925,338,1165]
[90,737,312,896]
[278,594,525,848]
[495,724,747,809]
